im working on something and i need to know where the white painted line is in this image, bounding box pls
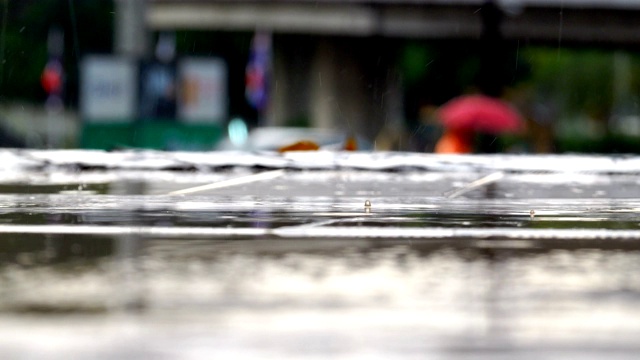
[167,170,285,195]
[273,226,640,240]
[2,224,640,241]
[0,224,269,237]
[444,171,504,199]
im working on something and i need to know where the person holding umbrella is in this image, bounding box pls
[434,94,524,154]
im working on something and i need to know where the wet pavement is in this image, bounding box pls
[1,150,640,359]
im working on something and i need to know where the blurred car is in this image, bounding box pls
[215,125,372,151]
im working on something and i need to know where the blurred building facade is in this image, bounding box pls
[130,0,640,151]
[4,1,640,150]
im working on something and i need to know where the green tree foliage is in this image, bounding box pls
[0,0,113,104]
[525,48,616,120]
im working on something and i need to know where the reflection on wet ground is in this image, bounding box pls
[1,152,640,358]
[3,235,640,359]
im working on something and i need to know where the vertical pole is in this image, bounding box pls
[477,0,505,98]
[0,0,8,95]
[113,0,148,147]
[310,39,337,129]
[44,27,64,148]
[114,0,149,57]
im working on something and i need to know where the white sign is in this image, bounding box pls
[178,58,227,124]
[80,56,137,122]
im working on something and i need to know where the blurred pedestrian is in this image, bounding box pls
[434,94,524,154]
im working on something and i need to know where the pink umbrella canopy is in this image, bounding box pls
[437,94,524,134]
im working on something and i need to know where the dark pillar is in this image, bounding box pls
[477,0,506,98]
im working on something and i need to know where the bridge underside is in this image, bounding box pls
[147,1,640,45]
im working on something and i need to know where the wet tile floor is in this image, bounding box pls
[1,151,640,358]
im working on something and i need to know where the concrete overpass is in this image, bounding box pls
[145,0,640,45]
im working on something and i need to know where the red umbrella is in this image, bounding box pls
[437,94,524,134]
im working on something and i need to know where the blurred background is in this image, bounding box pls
[2,0,640,153]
